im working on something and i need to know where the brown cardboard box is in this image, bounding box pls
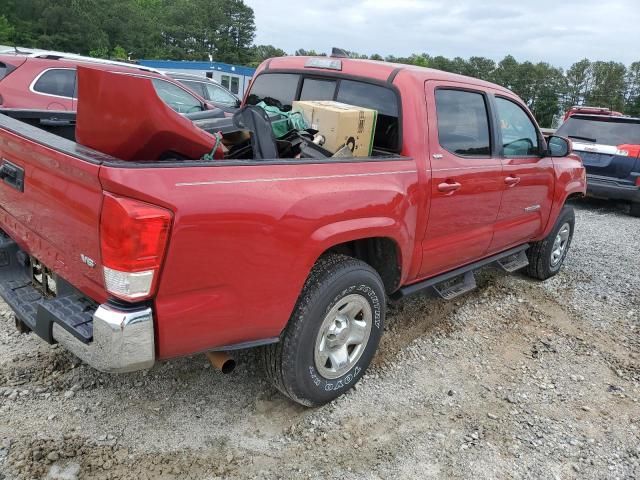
[292,101,377,157]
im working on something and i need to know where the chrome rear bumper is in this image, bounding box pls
[52,303,155,373]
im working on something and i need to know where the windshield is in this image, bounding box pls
[557,116,640,146]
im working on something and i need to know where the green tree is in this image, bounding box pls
[587,61,627,111]
[0,15,15,43]
[624,62,640,117]
[564,59,592,109]
[295,49,325,56]
[248,44,286,67]
[111,45,127,60]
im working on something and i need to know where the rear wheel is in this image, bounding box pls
[261,254,385,406]
[630,202,640,218]
[525,206,575,280]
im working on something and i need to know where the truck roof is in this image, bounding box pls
[262,56,514,95]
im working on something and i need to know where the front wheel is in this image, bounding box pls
[525,205,575,280]
[261,254,385,406]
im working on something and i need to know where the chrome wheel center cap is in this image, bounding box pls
[314,294,373,380]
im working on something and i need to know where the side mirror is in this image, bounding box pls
[235,98,242,108]
[546,135,571,157]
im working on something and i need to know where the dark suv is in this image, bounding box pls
[556,114,640,216]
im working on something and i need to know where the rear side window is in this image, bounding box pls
[0,62,17,81]
[180,80,207,98]
[151,79,203,113]
[206,84,238,106]
[435,89,491,157]
[495,97,539,156]
[33,69,77,98]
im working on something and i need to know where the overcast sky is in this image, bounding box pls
[244,0,640,68]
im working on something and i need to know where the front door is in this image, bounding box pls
[488,96,554,252]
[419,84,504,278]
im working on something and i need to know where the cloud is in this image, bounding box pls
[244,0,640,68]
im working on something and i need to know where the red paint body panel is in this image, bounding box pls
[0,57,586,361]
[75,67,222,161]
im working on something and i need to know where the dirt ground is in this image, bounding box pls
[0,199,638,480]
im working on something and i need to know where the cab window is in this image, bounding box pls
[300,78,336,101]
[246,73,299,111]
[247,73,400,152]
[495,97,540,156]
[435,89,491,157]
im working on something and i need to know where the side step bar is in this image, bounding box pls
[497,250,529,273]
[392,244,529,301]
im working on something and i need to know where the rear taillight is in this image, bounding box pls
[100,193,172,301]
[635,177,640,187]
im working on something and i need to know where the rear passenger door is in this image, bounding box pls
[488,96,554,252]
[419,84,504,278]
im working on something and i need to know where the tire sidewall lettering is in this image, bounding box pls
[308,281,382,393]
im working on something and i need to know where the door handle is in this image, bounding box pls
[437,181,461,193]
[504,176,521,187]
[0,159,24,192]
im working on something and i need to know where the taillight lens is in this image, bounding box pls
[100,193,172,301]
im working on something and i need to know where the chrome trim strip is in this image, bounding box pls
[571,141,618,155]
[175,169,417,187]
[432,165,501,172]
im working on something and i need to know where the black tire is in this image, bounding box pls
[261,254,385,406]
[630,202,640,218]
[525,205,575,280]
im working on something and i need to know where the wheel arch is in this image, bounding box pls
[307,218,409,294]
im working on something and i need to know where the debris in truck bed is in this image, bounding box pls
[292,100,378,157]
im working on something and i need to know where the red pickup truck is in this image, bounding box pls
[0,56,585,406]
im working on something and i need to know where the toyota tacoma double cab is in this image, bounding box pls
[0,56,585,406]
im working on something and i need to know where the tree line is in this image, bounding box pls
[0,0,638,126]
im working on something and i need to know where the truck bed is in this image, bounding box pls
[0,108,417,359]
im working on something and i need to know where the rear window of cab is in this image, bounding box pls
[246,72,400,152]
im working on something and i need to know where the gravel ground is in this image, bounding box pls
[0,199,638,480]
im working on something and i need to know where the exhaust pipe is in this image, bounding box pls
[206,351,236,374]
[15,317,30,334]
